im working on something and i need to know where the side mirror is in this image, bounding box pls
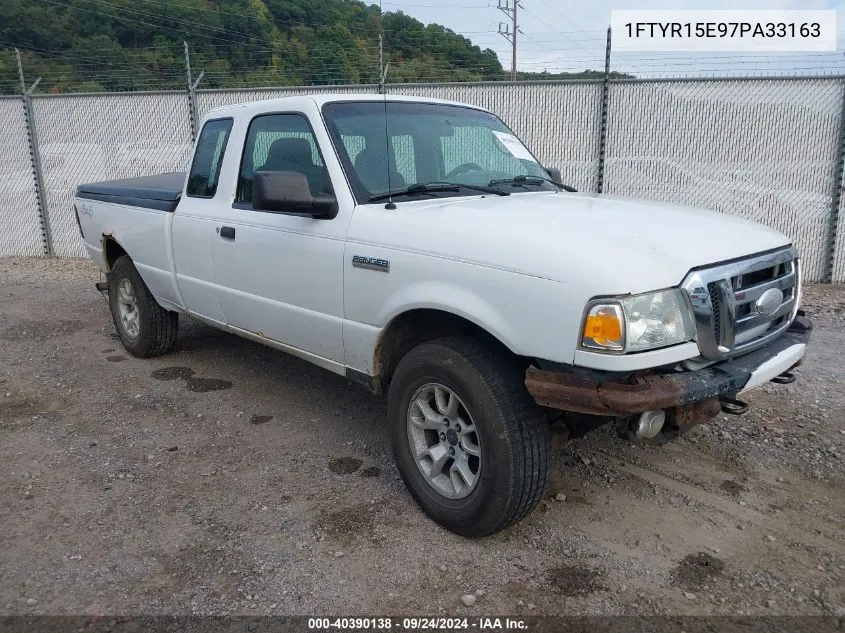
[252,171,338,219]
[545,166,562,183]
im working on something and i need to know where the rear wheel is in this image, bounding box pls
[388,337,550,537]
[108,255,178,358]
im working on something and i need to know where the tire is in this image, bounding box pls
[108,255,178,358]
[388,336,550,537]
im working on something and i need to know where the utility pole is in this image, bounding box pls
[498,0,521,81]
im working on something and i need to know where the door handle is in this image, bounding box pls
[219,226,236,240]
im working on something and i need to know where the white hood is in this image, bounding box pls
[350,191,792,295]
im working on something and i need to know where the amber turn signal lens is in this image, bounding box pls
[582,304,624,350]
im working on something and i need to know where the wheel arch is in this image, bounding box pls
[102,235,130,271]
[372,307,528,393]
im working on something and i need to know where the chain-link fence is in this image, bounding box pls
[1,78,844,282]
[604,78,843,283]
[30,91,194,257]
[0,96,43,256]
[834,187,845,283]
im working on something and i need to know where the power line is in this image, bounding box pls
[533,0,598,41]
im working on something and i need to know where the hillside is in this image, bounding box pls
[0,0,621,93]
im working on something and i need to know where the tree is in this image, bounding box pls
[0,0,625,93]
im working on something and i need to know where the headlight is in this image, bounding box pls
[581,289,695,353]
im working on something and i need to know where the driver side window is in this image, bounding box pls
[236,113,331,206]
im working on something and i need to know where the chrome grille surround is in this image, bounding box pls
[681,246,800,361]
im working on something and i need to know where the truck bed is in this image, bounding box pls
[76,172,185,212]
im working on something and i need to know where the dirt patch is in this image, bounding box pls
[1,319,85,341]
[674,552,726,589]
[328,457,362,474]
[0,394,40,424]
[546,564,606,596]
[106,355,127,362]
[1,259,844,617]
[313,503,382,545]
[719,480,748,495]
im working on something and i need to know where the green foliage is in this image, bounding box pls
[0,0,620,93]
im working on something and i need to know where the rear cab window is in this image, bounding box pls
[187,118,233,198]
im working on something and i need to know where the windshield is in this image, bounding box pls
[321,101,556,203]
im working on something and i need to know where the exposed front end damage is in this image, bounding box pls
[526,314,812,443]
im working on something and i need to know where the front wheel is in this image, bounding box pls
[388,337,550,537]
[108,255,178,358]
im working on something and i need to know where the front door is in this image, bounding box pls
[209,112,347,366]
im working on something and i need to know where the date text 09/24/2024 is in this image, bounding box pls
[307,617,528,630]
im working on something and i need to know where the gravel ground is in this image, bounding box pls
[1,257,843,617]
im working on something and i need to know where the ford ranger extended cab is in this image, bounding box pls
[75,94,811,537]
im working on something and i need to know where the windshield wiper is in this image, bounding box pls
[489,175,577,192]
[368,181,510,203]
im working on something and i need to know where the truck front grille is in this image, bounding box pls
[681,246,800,361]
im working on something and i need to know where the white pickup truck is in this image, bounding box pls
[75,94,811,536]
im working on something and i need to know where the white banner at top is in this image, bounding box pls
[610,10,837,52]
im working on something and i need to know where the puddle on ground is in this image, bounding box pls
[249,415,273,425]
[106,356,126,362]
[185,377,232,393]
[360,466,381,478]
[151,367,232,392]
[152,367,196,381]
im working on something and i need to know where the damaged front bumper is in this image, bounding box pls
[525,314,812,420]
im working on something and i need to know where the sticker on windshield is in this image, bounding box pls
[492,131,537,162]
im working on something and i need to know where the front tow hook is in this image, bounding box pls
[720,395,750,415]
[771,371,796,385]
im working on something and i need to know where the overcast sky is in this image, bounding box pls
[382,0,845,76]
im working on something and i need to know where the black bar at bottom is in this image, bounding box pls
[0,616,840,633]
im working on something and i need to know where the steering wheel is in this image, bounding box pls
[445,162,483,179]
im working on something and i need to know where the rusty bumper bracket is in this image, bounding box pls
[525,315,812,417]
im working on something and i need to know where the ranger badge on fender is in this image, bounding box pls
[352,255,390,273]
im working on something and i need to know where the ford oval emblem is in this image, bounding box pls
[756,288,784,317]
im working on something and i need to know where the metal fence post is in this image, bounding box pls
[184,42,204,142]
[824,79,845,283]
[595,26,612,194]
[16,49,53,257]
